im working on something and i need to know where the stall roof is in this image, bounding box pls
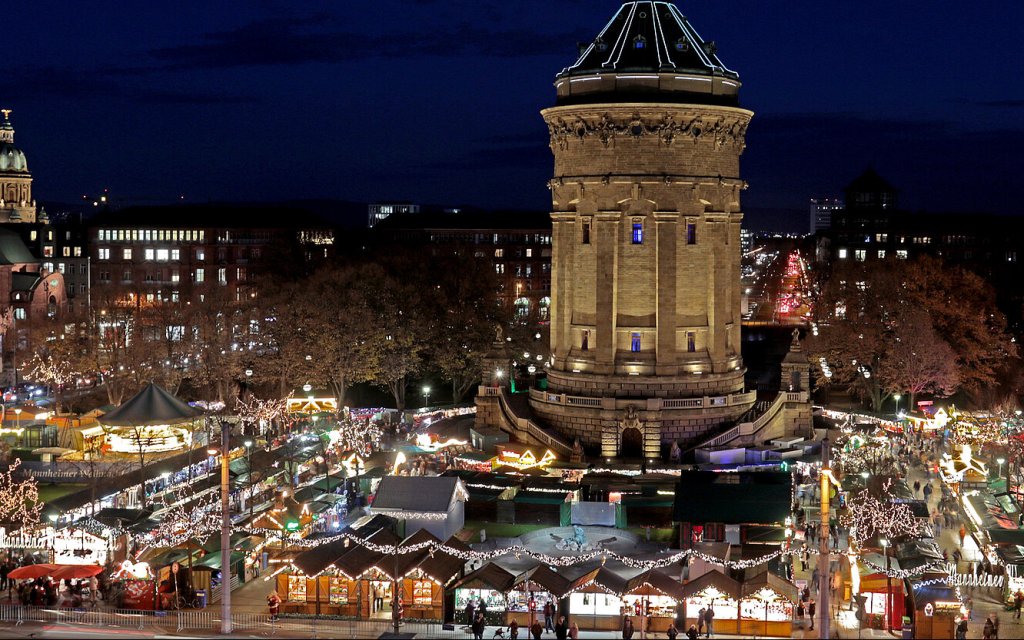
[592,567,630,597]
[988,529,1024,546]
[373,476,467,514]
[416,536,470,586]
[99,382,204,427]
[387,529,441,580]
[908,583,959,610]
[895,540,944,571]
[452,563,520,593]
[994,544,1024,565]
[521,565,571,599]
[625,570,683,600]
[333,529,401,579]
[740,570,798,602]
[673,472,792,524]
[293,541,349,577]
[197,551,246,570]
[682,570,741,600]
[967,493,1018,531]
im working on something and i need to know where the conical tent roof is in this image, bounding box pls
[99,382,204,427]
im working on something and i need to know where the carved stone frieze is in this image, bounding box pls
[546,110,749,151]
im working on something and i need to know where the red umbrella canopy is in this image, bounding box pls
[50,564,103,580]
[8,564,60,580]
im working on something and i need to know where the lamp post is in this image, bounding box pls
[893,394,901,416]
[244,440,254,522]
[880,538,891,633]
[422,386,431,409]
[817,438,831,640]
[217,420,233,635]
[998,457,1006,483]
[14,408,21,430]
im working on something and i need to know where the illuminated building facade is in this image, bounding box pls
[0,111,37,223]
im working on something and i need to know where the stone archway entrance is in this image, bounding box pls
[620,427,644,459]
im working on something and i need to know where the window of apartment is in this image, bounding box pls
[145,248,155,260]
[122,270,132,282]
[196,249,205,261]
[854,249,866,262]
[495,263,504,275]
[525,248,532,258]
[582,219,591,245]
[171,270,180,283]
[687,332,696,353]
[686,223,697,245]
[30,231,37,242]
[236,268,246,281]
[123,248,132,260]
[61,247,70,257]
[1008,252,1018,263]
[98,248,110,260]
[877,250,886,259]
[631,332,641,353]
[632,220,644,245]
[14,308,26,320]
[47,230,53,241]
[494,249,504,258]
[79,284,86,294]
[73,246,82,257]
[581,331,589,351]
[837,248,848,260]
[524,265,532,277]
[896,250,908,259]
[217,268,227,285]
[57,263,65,274]
[43,246,53,257]
[195,268,205,283]
[171,249,180,261]
[156,249,169,261]
[98,271,110,283]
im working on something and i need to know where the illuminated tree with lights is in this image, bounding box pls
[0,460,42,532]
[235,395,288,436]
[22,352,79,413]
[149,483,220,548]
[842,481,917,545]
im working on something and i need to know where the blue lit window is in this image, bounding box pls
[633,36,646,50]
[632,222,643,244]
[631,332,641,352]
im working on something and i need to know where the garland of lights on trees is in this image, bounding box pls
[0,460,42,530]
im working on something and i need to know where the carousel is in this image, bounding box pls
[98,383,204,454]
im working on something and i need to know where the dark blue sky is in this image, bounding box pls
[4,1,1023,229]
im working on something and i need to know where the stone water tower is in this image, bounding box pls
[530,1,757,460]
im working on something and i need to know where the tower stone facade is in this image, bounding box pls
[0,110,37,223]
[529,1,756,458]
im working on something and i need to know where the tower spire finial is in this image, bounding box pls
[0,109,10,121]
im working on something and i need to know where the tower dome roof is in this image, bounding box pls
[554,1,741,106]
[0,110,28,173]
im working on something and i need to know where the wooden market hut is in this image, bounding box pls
[452,563,521,625]
[682,569,742,634]
[738,570,797,637]
[286,538,360,616]
[907,579,960,639]
[622,569,685,632]
[565,567,631,631]
[506,565,571,627]
[371,476,468,541]
[334,528,403,618]
[407,535,471,622]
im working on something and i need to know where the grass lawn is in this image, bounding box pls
[36,483,88,505]
[462,521,549,542]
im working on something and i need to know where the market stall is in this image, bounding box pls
[908,580,961,640]
[621,570,684,636]
[404,535,470,622]
[682,569,742,635]
[506,565,570,628]
[452,563,520,626]
[333,528,402,619]
[566,567,629,632]
[739,571,796,637]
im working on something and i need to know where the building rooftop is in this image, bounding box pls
[87,203,333,230]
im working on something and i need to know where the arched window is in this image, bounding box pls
[514,297,531,319]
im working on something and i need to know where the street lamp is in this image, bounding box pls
[893,394,901,416]
[998,457,1006,482]
[14,408,21,429]
[422,386,431,409]
[880,538,891,633]
[244,440,254,521]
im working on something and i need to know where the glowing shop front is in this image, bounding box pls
[682,571,795,637]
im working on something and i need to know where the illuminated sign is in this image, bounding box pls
[495,447,556,470]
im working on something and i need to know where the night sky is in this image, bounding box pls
[5,1,1023,230]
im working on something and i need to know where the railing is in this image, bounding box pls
[529,387,757,411]
[0,604,462,638]
[497,390,572,456]
[477,385,501,397]
[695,391,807,449]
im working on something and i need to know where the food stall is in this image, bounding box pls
[739,571,796,637]
[111,560,157,610]
[506,565,570,628]
[332,528,403,619]
[452,563,520,626]
[403,535,470,622]
[621,570,684,635]
[566,568,629,632]
[908,579,961,639]
[682,570,742,635]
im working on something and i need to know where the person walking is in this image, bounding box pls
[955,617,968,640]
[696,607,705,636]
[1015,590,1024,619]
[666,621,679,640]
[622,615,635,640]
[796,601,805,629]
[685,625,699,640]
[808,598,816,630]
[544,600,556,633]
[983,614,994,640]
[555,616,569,640]
[704,605,714,638]
[569,620,579,640]
[472,611,485,640]
[509,619,519,640]
[959,524,968,547]
[530,619,543,640]
[266,590,281,621]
